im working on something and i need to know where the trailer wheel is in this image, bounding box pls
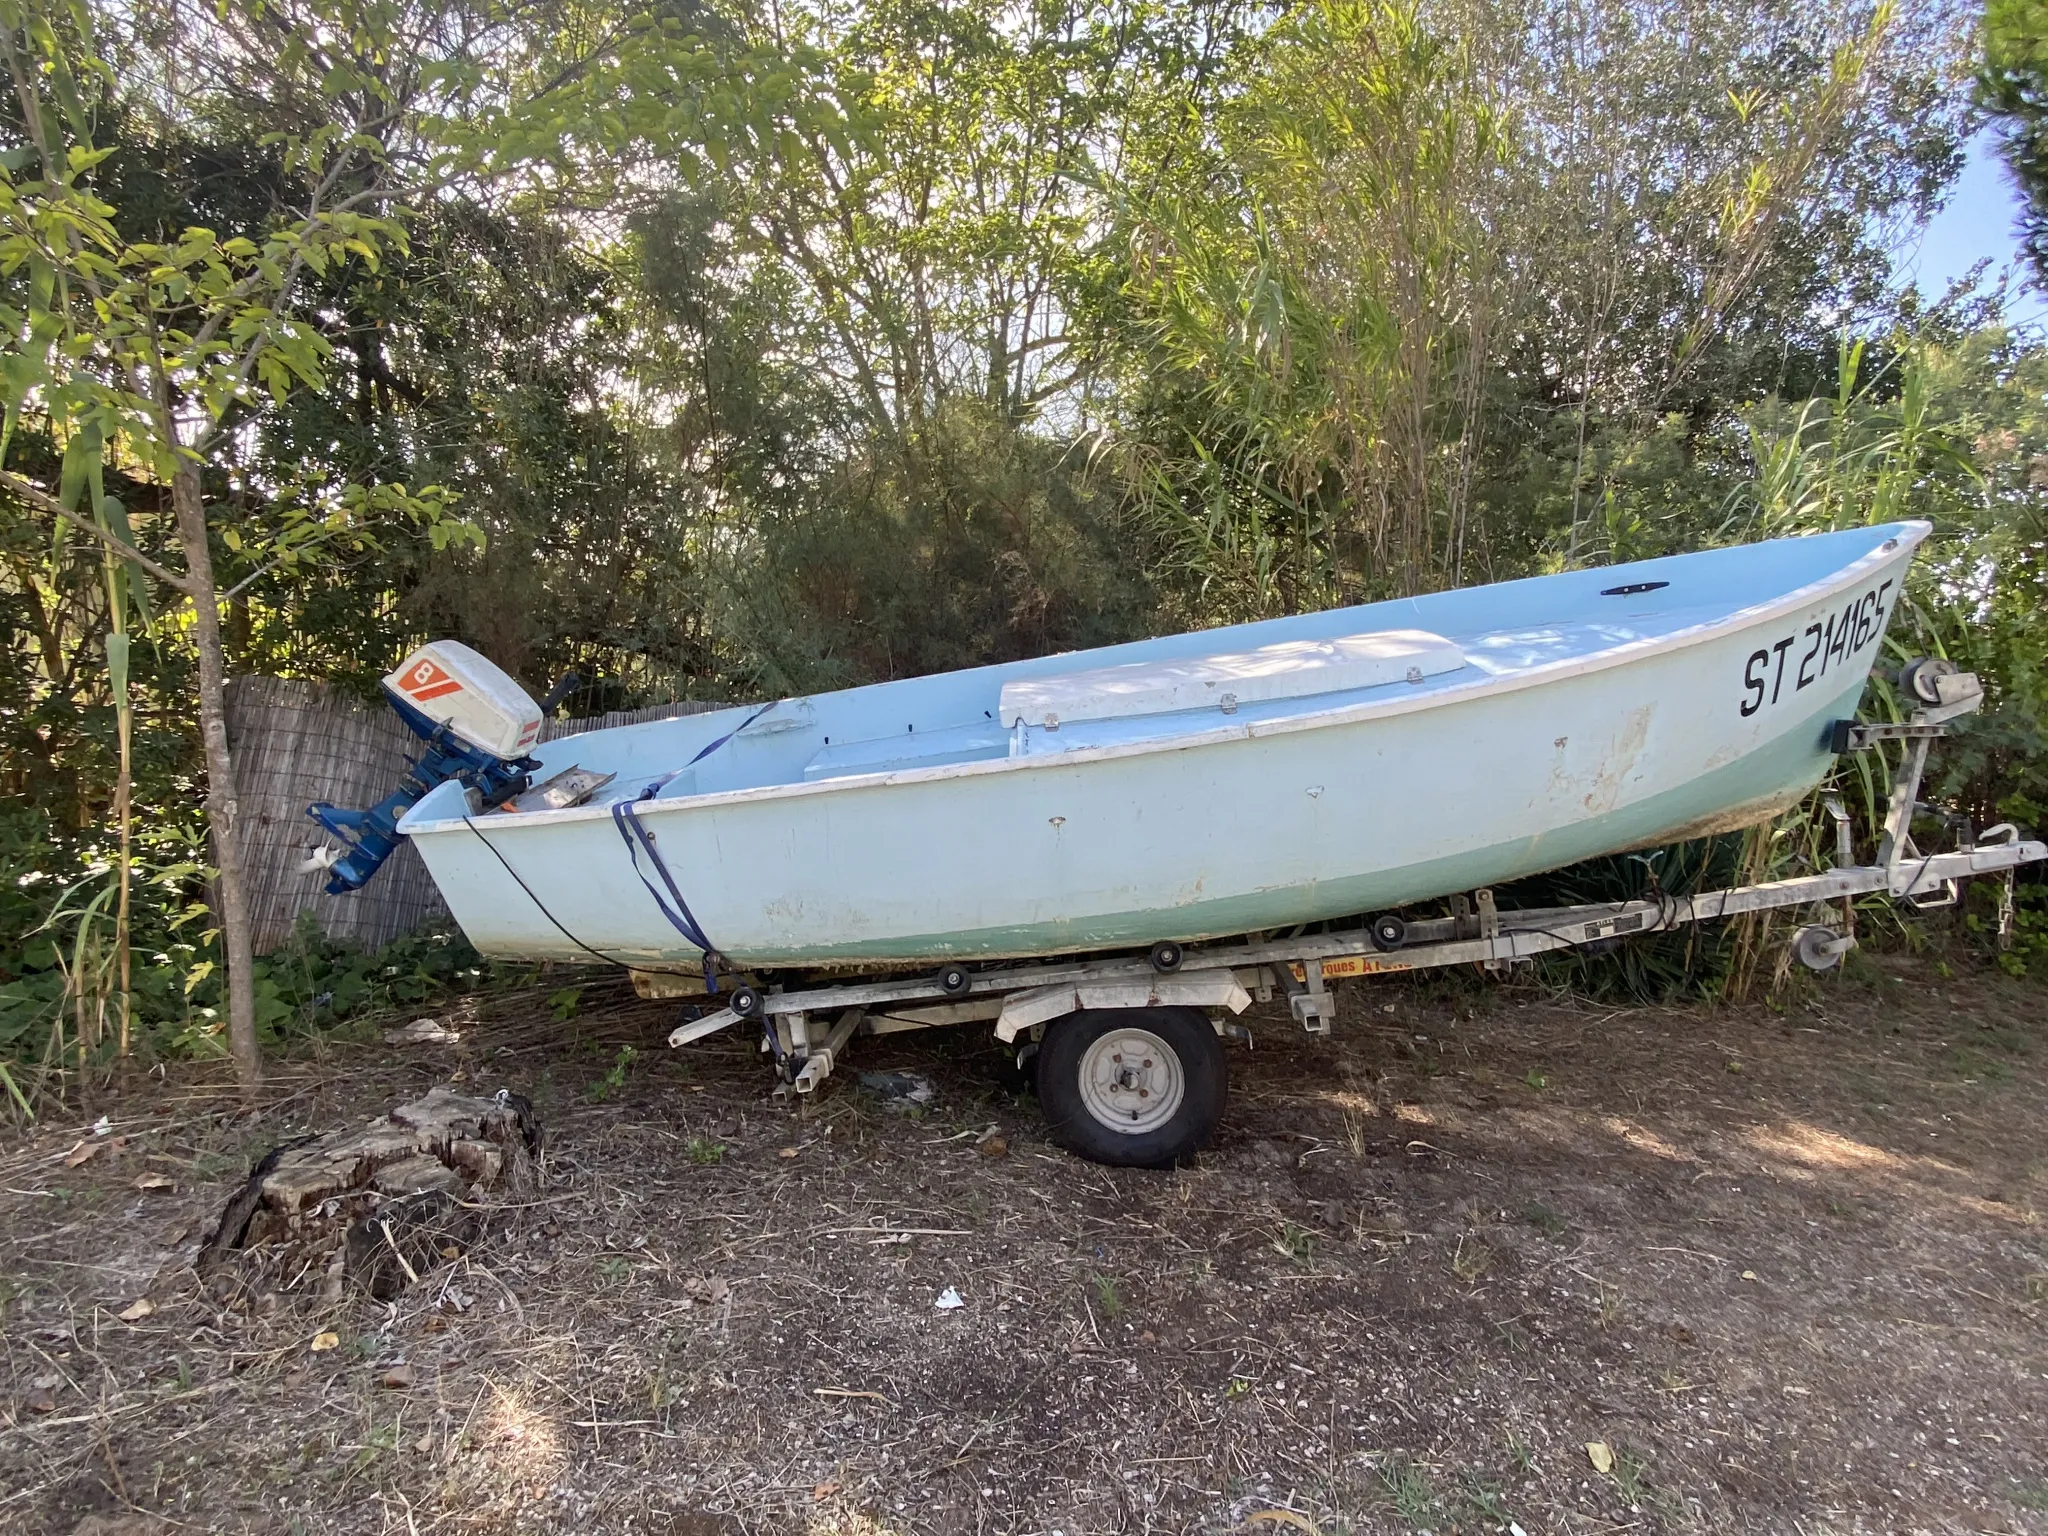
[1037,1007,1227,1167]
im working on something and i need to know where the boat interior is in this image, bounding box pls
[454,524,1903,818]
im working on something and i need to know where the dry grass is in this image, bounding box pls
[2,952,2045,1534]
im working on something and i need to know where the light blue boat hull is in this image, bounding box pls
[401,523,1925,968]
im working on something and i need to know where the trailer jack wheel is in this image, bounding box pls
[1370,913,1407,951]
[1037,1007,1227,1168]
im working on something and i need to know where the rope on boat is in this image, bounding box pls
[461,813,631,971]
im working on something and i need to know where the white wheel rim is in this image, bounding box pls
[1075,1027,1185,1136]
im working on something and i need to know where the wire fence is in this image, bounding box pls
[225,677,729,953]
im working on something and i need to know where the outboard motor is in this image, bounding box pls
[307,642,544,893]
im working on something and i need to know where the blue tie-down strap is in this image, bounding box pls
[611,799,722,991]
[611,702,779,990]
[639,700,779,800]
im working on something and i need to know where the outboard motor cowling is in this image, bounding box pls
[307,642,544,893]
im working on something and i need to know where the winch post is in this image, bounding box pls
[1876,733,1933,872]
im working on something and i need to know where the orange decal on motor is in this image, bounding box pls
[401,659,463,702]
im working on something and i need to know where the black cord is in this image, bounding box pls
[461,812,634,972]
[1892,843,1946,903]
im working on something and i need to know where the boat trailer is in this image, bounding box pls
[659,675,2046,1164]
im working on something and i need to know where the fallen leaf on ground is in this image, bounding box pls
[976,1135,1009,1159]
[778,1146,799,1159]
[133,1172,174,1192]
[1244,1512,1322,1534]
[379,1362,416,1389]
[62,1139,103,1168]
[117,1298,155,1322]
[309,1331,340,1352]
[1587,1440,1615,1473]
[812,1482,841,1500]
[383,1018,459,1045]
[24,1383,57,1414]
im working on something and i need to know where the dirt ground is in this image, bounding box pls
[2,949,2045,1536]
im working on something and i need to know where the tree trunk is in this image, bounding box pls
[101,553,134,1062]
[114,684,132,1060]
[170,463,261,1088]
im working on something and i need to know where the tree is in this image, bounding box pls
[0,0,472,1085]
[1107,0,1508,613]
[1982,0,2048,284]
[1101,0,1969,615]
[0,0,875,1085]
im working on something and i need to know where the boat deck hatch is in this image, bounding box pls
[997,628,1467,729]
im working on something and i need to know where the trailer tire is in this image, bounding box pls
[1037,1007,1227,1168]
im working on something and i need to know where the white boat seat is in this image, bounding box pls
[999,628,1466,728]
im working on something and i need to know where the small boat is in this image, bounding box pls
[389,520,1927,973]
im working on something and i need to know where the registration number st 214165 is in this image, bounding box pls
[1739,578,1892,718]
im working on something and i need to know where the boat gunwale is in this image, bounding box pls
[402,521,1929,837]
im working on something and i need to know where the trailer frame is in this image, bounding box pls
[659,686,2045,1156]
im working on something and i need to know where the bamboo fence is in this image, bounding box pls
[225,678,728,953]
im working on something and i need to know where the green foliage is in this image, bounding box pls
[1111,0,1507,612]
[1983,0,2048,286]
[0,801,209,1076]
[1500,835,1750,1002]
[0,0,2040,1098]
[252,916,505,1040]
[707,401,1156,693]
[1108,0,1965,611]
[587,1044,638,1103]
[0,794,509,1100]
[1088,1271,1124,1319]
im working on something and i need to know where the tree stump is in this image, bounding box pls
[198,1086,541,1303]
